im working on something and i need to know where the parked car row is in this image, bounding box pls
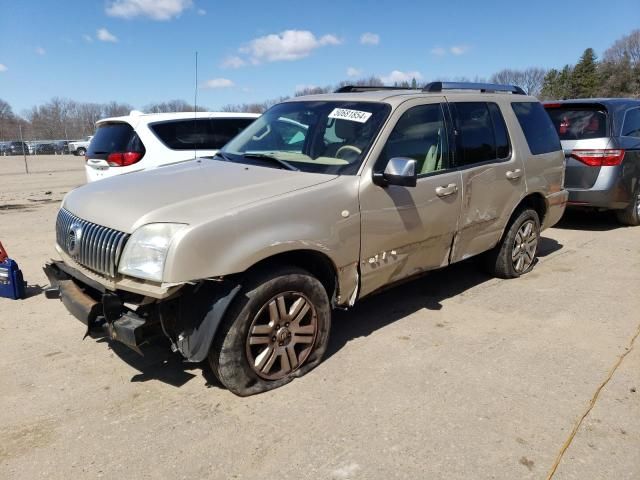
[42,83,640,397]
[0,141,30,155]
[0,140,73,155]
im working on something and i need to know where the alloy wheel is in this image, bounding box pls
[512,220,538,273]
[245,292,318,380]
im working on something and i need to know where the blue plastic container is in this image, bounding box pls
[0,258,26,300]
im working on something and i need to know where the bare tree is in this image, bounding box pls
[103,101,134,117]
[490,68,547,96]
[144,99,207,113]
[294,86,332,97]
[336,76,384,88]
[603,29,640,65]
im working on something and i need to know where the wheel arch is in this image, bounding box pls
[245,249,339,304]
[506,192,547,232]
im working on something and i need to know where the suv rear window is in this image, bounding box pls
[150,118,256,151]
[512,102,561,155]
[544,105,608,140]
[88,123,144,155]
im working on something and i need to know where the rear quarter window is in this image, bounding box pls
[511,102,561,155]
[622,108,640,138]
[150,118,256,150]
[88,123,143,155]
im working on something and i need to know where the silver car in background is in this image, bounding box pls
[544,99,640,225]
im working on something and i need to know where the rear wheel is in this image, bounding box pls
[76,147,86,156]
[484,208,540,279]
[209,266,331,396]
[615,183,640,226]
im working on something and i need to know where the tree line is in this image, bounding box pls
[1,29,637,141]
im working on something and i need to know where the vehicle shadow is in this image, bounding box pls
[96,336,224,389]
[554,209,621,232]
[537,236,563,258]
[327,259,493,359]
[20,283,45,299]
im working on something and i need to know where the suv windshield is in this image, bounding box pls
[221,101,391,174]
[544,105,609,140]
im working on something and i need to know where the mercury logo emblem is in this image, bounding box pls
[68,223,82,257]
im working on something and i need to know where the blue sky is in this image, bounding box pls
[0,0,638,113]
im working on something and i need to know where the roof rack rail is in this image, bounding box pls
[334,85,416,93]
[422,82,526,95]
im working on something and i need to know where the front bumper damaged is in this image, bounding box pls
[43,261,150,354]
[43,260,242,362]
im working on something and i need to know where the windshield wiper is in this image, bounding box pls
[214,151,233,162]
[243,152,299,171]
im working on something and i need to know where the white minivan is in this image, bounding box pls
[85,111,260,182]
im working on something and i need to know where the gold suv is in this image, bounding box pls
[45,82,568,396]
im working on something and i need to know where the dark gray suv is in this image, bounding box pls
[544,99,640,225]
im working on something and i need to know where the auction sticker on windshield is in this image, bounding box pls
[328,108,372,123]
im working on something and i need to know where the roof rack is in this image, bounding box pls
[334,85,416,93]
[422,82,526,95]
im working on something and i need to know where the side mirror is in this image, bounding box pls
[373,157,417,187]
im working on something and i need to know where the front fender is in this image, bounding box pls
[161,176,361,302]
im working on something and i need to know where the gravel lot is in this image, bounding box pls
[1,154,639,479]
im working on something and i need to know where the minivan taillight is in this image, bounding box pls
[107,152,144,167]
[570,149,625,167]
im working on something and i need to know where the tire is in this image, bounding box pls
[483,208,541,279]
[76,147,86,156]
[615,183,640,226]
[209,266,331,396]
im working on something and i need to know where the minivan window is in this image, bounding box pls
[150,118,256,151]
[88,123,143,155]
[453,102,497,166]
[622,108,640,138]
[544,105,608,140]
[512,102,561,155]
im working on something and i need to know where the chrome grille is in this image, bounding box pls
[56,208,129,277]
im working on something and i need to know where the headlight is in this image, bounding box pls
[118,223,186,282]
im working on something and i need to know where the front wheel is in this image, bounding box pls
[209,266,331,396]
[484,208,541,279]
[76,147,86,156]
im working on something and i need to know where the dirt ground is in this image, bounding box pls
[1,155,639,479]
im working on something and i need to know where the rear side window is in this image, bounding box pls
[151,118,255,150]
[512,102,561,155]
[488,103,510,159]
[88,123,144,155]
[622,108,640,138]
[544,105,608,140]
[453,102,498,166]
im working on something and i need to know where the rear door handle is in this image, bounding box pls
[506,169,522,180]
[435,183,458,197]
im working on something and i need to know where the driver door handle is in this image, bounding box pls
[506,169,522,180]
[435,183,458,197]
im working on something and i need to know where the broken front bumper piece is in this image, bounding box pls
[43,260,242,362]
[43,261,149,353]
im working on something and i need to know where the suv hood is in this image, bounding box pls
[63,159,337,233]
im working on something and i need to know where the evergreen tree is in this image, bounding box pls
[571,48,598,98]
[540,65,573,99]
